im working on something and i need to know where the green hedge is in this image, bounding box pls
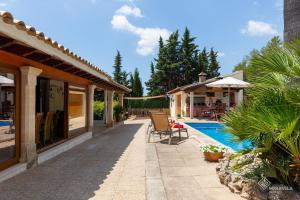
[127,99,169,109]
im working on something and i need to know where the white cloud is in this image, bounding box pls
[218,52,225,57]
[0,2,7,7]
[91,0,96,4]
[111,6,171,56]
[241,20,278,37]
[116,5,143,17]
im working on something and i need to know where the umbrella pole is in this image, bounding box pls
[228,87,230,111]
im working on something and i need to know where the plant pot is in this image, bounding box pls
[203,152,224,162]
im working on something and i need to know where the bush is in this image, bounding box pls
[94,101,104,120]
[222,39,300,188]
[113,102,124,121]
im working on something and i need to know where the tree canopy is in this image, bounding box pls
[112,50,129,87]
[145,28,221,96]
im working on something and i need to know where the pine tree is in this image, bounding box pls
[113,50,122,84]
[145,62,155,95]
[129,73,134,89]
[120,71,130,88]
[164,31,181,91]
[198,48,209,74]
[208,48,220,78]
[150,61,155,75]
[145,28,222,94]
[180,27,198,84]
[132,68,143,97]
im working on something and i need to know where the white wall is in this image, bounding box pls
[169,94,176,117]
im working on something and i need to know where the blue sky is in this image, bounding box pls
[0,0,283,91]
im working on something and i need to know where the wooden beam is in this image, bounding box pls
[0,41,15,49]
[22,49,38,57]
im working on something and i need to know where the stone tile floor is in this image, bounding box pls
[0,119,242,200]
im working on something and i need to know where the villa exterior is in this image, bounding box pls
[168,71,244,118]
[0,11,130,175]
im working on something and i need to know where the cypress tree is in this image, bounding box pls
[208,48,220,78]
[145,62,156,95]
[180,27,198,84]
[132,68,143,97]
[198,48,209,75]
[113,50,123,84]
[150,61,155,75]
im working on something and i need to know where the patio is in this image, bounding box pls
[0,119,241,200]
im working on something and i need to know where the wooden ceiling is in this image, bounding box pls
[0,34,124,91]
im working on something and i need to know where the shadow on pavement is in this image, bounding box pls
[0,123,143,200]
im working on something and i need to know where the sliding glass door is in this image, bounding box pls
[0,69,19,170]
[36,77,66,149]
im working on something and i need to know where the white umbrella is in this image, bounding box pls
[206,77,250,110]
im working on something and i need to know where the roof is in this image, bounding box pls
[167,77,220,94]
[167,71,244,94]
[0,11,130,93]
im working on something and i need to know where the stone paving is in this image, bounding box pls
[0,119,242,200]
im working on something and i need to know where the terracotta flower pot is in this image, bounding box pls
[203,152,224,162]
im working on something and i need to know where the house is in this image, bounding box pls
[168,71,244,118]
[0,11,130,179]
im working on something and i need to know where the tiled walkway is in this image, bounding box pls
[0,120,241,200]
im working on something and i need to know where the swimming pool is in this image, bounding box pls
[186,122,252,151]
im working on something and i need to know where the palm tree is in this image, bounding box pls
[223,39,300,188]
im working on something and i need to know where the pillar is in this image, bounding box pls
[20,66,42,167]
[87,85,96,132]
[181,93,187,117]
[103,90,107,123]
[190,92,194,119]
[106,90,114,127]
[118,93,124,108]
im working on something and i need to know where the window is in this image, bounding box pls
[0,72,18,167]
[68,86,87,135]
[36,78,66,149]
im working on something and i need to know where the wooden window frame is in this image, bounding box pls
[0,67,20,171]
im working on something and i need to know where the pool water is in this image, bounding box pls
[186,122,252,151]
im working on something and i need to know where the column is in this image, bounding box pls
[87,85,96,132]
[118,93,124,108]
[20,66,42,167]
[106,90,114,127]
[190,92,194,119]
[103,90,107,124]
[181,93,187,117]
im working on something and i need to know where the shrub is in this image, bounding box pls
[94,101,104,120]
[222,39,300,188]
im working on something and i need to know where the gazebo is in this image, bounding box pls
[167,71,246,118]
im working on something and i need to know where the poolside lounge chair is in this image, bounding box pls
[148,112,188,144]
[148,112,173,144]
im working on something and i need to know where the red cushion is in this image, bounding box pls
[172,124,184,128]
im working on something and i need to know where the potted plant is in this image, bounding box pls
[200,144,227,162]
[113,103,123,122]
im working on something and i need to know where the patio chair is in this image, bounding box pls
[44,112,54,144]
[149,112,174,144]
[35,112,44,145]
[149,112,188,144]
